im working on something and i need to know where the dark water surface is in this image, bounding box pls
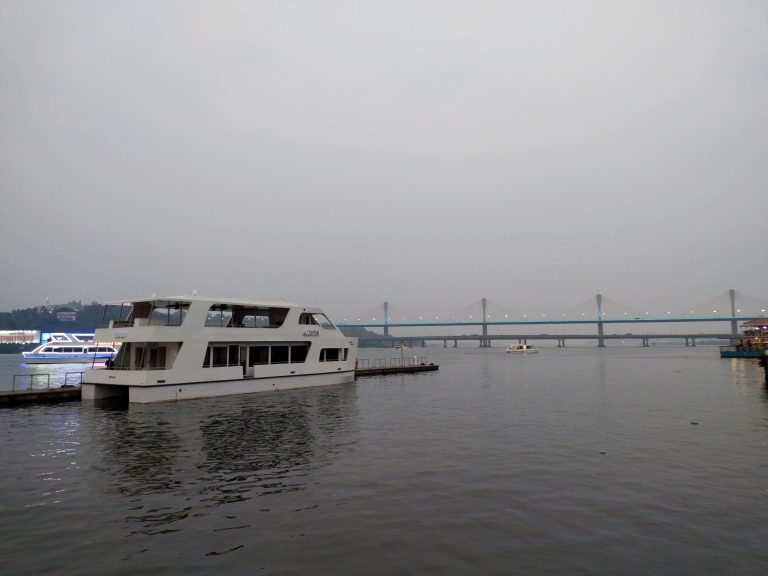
[1,347,767,575]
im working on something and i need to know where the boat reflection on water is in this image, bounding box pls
[86,383,359,536]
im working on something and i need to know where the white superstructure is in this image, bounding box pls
[22,333,118,364]
[81,296,357,403]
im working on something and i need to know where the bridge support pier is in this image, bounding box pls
[454,339,458,348]
[596,294,606,347]
[480,298,491,348]
[443,339,447,348]
[642,337,649,347]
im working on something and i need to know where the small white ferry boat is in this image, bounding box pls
[22,333,118,364]
[505,344,538,354]
[81,296,357,403]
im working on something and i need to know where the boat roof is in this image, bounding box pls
[102,295,300,308]
[743,318,768,328]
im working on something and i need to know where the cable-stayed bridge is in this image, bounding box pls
[337,290,768,347]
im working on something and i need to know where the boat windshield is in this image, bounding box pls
[312,314,335,329]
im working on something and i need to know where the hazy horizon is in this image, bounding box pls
[2,1,766,320]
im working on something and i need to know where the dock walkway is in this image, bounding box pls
[1,360,439,405]
[355,364,439,377]
[0,387,81,406]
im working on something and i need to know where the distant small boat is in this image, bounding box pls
[394,344,409,351]
[506,344,538,354]
[22,333,118,364]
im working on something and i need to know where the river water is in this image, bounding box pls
[1,345,766,575]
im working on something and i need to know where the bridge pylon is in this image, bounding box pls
[596,293,605,347]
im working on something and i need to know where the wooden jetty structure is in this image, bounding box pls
[354,355,438,377]
[1,358,438,404]
[355,364,439,377]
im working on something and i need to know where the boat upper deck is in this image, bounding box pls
[96,296,340,340]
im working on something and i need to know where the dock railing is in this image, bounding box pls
[11,372,83,391]
[13,374,50,391]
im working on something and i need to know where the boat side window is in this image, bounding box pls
[101,303,134,328]
[205,309,233,327]
[312,314,335,329]
[320,348,340,362]
[271,345,289,364]
[232,306,269,327]
[291,343,309,363]
[202,344,241,367]
[149,307,188,326]
[248,345,269,366]
[134,347,144,370]
[228,345,240,367]
[206,305,289,328]
[299,313,315,325]
[268,308,289,328]
[43,347,53,352]
[211,346,228,367]
[148,346,167,369]
[120,342,181,370]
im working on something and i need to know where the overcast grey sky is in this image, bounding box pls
[1,0,766,319]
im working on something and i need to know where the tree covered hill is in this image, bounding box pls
[0,301,104,333]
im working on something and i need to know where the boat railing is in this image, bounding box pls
[360,356,429,369]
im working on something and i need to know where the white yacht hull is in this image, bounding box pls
[82,370,355,403]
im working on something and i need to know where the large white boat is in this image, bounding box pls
[81,296,357,403]
[505,344,538,354]
[22,333,118,364]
